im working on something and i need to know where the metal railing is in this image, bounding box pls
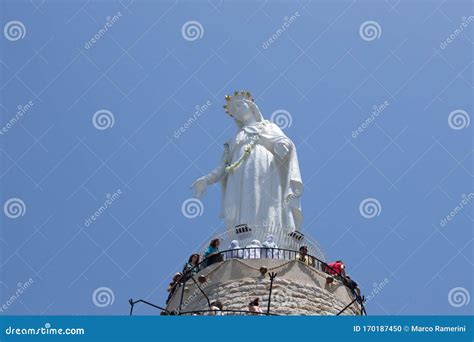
[197,226,327,262]
[182,247,336,278]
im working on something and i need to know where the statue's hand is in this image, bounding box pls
[274,141,290,159]
[191,177,207,198]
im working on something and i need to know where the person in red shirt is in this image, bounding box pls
[326,260,346,277]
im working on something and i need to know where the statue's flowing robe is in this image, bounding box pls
[209,120,303,233]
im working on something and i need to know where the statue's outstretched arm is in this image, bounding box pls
[190,151,227,198]
[204,162,226,185]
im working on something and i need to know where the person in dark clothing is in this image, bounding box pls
[344,275,361,299]
[248,298,263,315]
[183,253,200,278]
[209,300,223,315]
[204,238,223,266]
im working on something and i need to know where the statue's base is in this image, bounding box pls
[198,227,326,261]
[166,258,361,316]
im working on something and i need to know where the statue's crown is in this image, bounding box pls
[223,91,254,116]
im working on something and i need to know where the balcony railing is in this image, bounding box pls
[196,226,327,262]
[181,247,339,280]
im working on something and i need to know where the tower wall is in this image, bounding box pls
[167,259,360,316]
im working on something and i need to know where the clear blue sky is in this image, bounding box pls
[0,0,472,316]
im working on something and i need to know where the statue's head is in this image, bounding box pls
[223,91,263,127]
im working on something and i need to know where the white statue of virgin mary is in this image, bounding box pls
[191,91,303,233]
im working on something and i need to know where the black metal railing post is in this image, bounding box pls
[336,298,357,316]
[177,275,187,313]
[129,299,170,316]
[189,275,211,309]
[266,272,277,315]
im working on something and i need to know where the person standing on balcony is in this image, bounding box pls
[296,245,314,267]
[228,240,244,259]
[262,234,278,258]
[204,239,222,266]
[183,253,200,278]
[245,239,262,259]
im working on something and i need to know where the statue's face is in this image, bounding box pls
[231,99,253,123]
